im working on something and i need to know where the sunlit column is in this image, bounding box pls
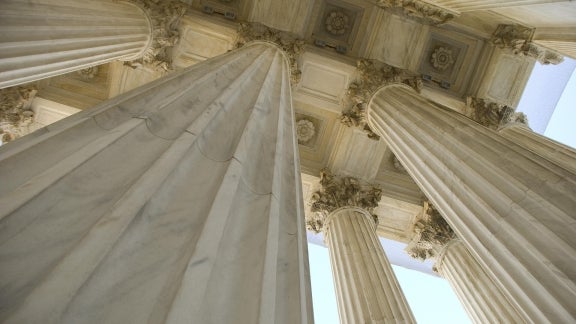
[0,42,313,324]
[307,170,416,324]
[367,83,576,323]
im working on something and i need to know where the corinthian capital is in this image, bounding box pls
[306,169,382,233]
[492,24,563,65]
[465,97,529,130]
[124,0,188,71]
[236,23,305,85]
[341,59,422,140]
[0,85,37,143]
[405,202,456,261]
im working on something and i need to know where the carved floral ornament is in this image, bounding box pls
[492,24,563,65]
[122,0,188,71]
[465,97,529,130]
[236,22,305,85]
[76,66,99,81]
[325,10,350,35]
[306,169,382,233]
[405,201,456,261]
[341,59,422,140]
[374,0,456,25]
[296,119,315,143]
[0,86,37,144]
[430,47,454,71]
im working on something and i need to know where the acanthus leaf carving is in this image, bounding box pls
[306,169,382,233]
[405,202,456,261]
[341,59,422,140]
[492,24,563,65]
[123,0,188,71]
[0,85,37,144]
[465,97,529,130]
[236,22,305,85]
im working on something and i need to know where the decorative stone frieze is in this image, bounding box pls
[341,59,422,140]
[405,202,456,262]
[124,0,188,71]
[465,97,529,130]
[307,169,382,233]
[0,86,37,143]
[374,0,456,25]
[492,24,563,65]
[236,22,305,85]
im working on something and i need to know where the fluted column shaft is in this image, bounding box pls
[0,42,313,323]
[0,0,152,88]
[436,240,524,323]
[325,207,416,324]
[500,123,576,174]
[367,83,576,323]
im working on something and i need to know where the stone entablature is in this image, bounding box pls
[0,86,37,143]
[465,97,529,130]
[341,59,422,140]
[306,169,382,233]
[492,24,563,65]
[405,202,456,261]
[236,22,305,85]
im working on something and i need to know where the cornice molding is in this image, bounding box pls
[341,59,422,140]
[306,169,382,233]
[236,22,305,85]
[405,202,456,261]
[0,85,37,143]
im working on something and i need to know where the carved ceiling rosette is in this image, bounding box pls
[306,169,382,233]
[374,0,456,25]
[405,202,456,262]
[123,0,188,71]
[341,59,422,140]
[465,97,529,130]
[236,22,305,85]
[0,86,37,144]
[492,24,563,65]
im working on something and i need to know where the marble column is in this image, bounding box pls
[367,83,576,323]
[499,122,576,174]
[430,0,570,12]
[307,170,416,324]
[0,42,313,324]
[0,0,186,88]
[406,203,524,323]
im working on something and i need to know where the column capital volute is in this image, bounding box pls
[342,61,422,140]
[491,24,564,65]
[465,97,531,130]
[0,85,37,144]
[120,0,188,71]
[305,169,381,234]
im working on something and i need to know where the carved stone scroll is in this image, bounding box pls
[405,202,456,261]
[236,22,305,85]
[307,169,382,233]
[0,86,37,143]
[492,24,564,65]
[465,97,529,130]
[124,0,188,71]
[374,0,457,25]
[341,59,422,140]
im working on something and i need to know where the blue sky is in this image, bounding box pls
[308,57,576,324]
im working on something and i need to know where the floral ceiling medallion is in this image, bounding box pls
[296,119,315,143]
[430,47,454,71]
[325,10,349,35]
